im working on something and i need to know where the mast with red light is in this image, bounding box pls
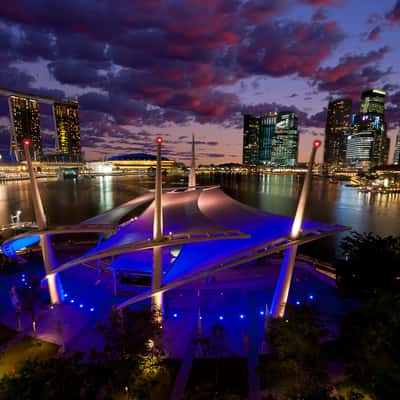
[270,138,321,318]
[152,136,164,319]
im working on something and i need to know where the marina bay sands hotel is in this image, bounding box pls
[0,88,81,162]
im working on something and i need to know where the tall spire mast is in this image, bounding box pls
[188,134,196,189]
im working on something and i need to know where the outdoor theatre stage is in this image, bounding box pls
[3,185,347,299]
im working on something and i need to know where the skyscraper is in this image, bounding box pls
[271,112,298,167]
[53,100,81,161]
[259,113,276,166]
[394,134,400,165]
[360,89,385,116]
[243,114,260,166]
[346,89,389,168]
[9,95,41,161]
[243,112,299,168]
[324,98,352,166]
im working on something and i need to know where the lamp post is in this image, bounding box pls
[270,140,321,318]
[152,136,163,318]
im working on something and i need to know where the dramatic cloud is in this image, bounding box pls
[367,26,381,41]
[0,0,396,162]
[313,47,390,98]
[386,0,400,24]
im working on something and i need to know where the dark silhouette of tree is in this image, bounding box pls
[339,292,400,399]
[336,232,400,298]
[259,304,329,399]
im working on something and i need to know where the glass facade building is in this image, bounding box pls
[243,112,298,168]
[9,96,42,161]
[346,89,389,168]
[271,112,298,167]
[324,98,352,166]
[243,114,260,166]
[360,89,385,116]
[53,101,81,161]
[259,113,277,166]
[346,131,374,168]
[394,134,400,165]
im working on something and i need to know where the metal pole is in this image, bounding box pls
[23,139,64,304]
[152,136,163,317]
[270,140,321,318]
[188,134,196,189]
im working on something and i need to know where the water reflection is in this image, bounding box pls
[1,174,399,260]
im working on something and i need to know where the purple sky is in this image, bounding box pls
[0,0,400,164]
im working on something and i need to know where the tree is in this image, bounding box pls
[339,292,400,399]
[259,304,329,399]
[336,232,400,299]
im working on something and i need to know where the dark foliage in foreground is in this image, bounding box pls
[0,308,173,400]
[336,232,400,298]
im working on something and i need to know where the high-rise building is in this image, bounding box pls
[271,112,298,167]
[324,98,352,166]
[53,100,81,161]
[259,113,276,166]
[346,131,374,169]
[360,89,385,116]
[243,112,298,168]
[394,134,400,165]
[243,114,260,166]
[9,95,41,161]
[346,89,389,168]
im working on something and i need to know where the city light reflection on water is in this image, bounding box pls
[1,174,399,259]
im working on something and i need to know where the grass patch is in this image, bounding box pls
[0,336,58,378]
[0,324,17,347]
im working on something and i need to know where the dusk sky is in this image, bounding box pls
[1,0,400,164]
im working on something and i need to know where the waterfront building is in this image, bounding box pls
[243,114,260,166]
[324,98,352,166]
[259,113,277,166]
[346,89,389,168]
[360,88,385,116]
[53,101,81,161]
[9,95,42,161]
[394,134,400,165]
[105,153,175,173]
[243,112,298,168]
[271,112,299,168]
[346,131,374,169]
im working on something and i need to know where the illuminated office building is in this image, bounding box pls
[243,114,260,166]
[346,89,389,168]
[360,89,385,116]
[324,98,352,166]
[53,101,81,161]
[259,113,277,166]
[270,112,299,168]
[394,134,400,165]
[9,96,42,161]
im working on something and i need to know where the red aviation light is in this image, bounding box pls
[156,136,163,145]
[23,138,31,146]
[313,140,321,148]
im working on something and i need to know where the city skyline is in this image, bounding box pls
[0,1,400,164]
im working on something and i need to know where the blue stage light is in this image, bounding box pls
[79,304,84,308]
[64,293,68,297]
[296,300,300,305]
[240,314,245,319]
[199,316,203,320]
[90,308,94,312]
[308,295,314,300]
[173,313,178,318]
[219,315,224,320]
[70,299,75,304]
[260,310,265,316]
